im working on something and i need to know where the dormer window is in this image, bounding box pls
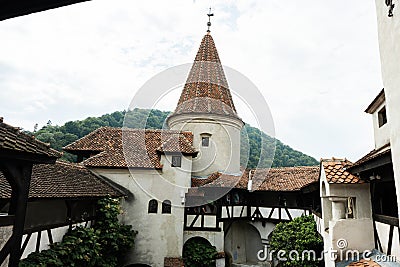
[378,106,387,127]
[171,155,182,167]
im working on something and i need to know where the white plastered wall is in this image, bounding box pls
[320,166,374,267]
[375,0,400,224]
[168,113,243,177]
[372,102,390,149]
[90,154,192,267]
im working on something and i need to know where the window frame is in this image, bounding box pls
[378,106,387,127]
[148,199,158,214]
[201,136,210,147]
[162,200,172,214]
[171,155,182,167]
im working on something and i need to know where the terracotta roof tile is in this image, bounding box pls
[0,119,61,159]
[169,34,240,119]
[192,166,320,192]
[0,161,123,199]
[64,127,196,169]
[252,166,320,191]
[347,259,381,267]
[350,143,391,170]
[322,158,364,184]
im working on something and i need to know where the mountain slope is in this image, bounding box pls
[33,108,318,168]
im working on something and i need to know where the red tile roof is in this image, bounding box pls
[252,166,320,191]
[350,143,391,170]
[0,119,61,159]
[64,127,196,169]
[347,259,381,267]
[322,158,364,184]
[192,166,320,192]
[0,161,123,199]
[169,34,240,119]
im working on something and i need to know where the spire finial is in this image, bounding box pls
[207,8,214,33]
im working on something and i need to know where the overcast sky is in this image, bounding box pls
[0,0,383,161]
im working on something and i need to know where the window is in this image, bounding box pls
[171,155,182,167]
[148,199,158,213]
[346,197,355,219]
[378,106,387,127]
[202,136,210,147]
[162,200,171,214]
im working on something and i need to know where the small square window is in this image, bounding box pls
[378,106,387,127]
[202,137,210,147]
[171,155,182,167]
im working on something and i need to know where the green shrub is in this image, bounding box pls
[269,215,323,267]
[19,197,137,267]
[183,238,218,267]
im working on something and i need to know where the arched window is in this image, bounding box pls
[162,200,171,214]
[148,199,158,213]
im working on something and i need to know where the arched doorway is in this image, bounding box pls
[224,221,263,264]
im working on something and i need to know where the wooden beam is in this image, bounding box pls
[285,208,293,221]
[20,233,32,257]
[0,215,15,227]
[0,238,12,264]
[0,162,33,267]
[189,214,199,228]
[184,227,221,232]
[373,214,399,226]
[350,153,392,174]
[35,231,41,253]
[373,220,383,252]
[387,225,394,255]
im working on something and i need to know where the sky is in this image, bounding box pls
[0,0,383,161]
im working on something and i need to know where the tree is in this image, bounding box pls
[31,109,319,168]
[269,215,323,267]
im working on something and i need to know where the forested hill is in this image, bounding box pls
[32,109,318,168]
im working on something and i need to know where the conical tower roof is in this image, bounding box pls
[170,33,240,119]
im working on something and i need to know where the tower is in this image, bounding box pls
[167,33,244,177]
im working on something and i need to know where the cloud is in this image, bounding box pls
[0,0,382,161]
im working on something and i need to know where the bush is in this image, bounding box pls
[183,238,218,267]
[19,197,137,267]
[269,215,323,267]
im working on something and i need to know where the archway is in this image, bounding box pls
[224,221,263,264]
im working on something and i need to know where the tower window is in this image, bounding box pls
[378,106,387,127]
[162,200,172,214]
[202,137,210,147]
[171,155,182,167]
[148,199,158,213]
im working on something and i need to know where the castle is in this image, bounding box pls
[1,2,400,266]
[63,32,321,267]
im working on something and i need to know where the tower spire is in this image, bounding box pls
[169,33,240,119]
[207,8,214,33]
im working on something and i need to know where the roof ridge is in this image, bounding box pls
[253,166,319,171]
[55,160,86,169]
[0,120,61,158]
